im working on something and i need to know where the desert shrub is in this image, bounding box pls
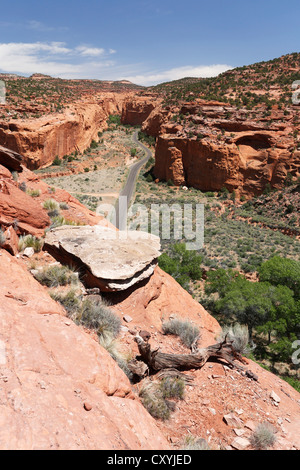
[250,422,276,449]
[78,298,121,339]
[139,382,171,421]
[181,435,210,450]
[159,376,185,399]
[49,215,81,229]
[43,199,59,211]
[50,289,80,314]
[217,323,252,356]
[18,234,44,253]
[99,332,132,379]
[26,188,41,197]
[0,229,6,247]
[107,114,121,125]
[59,202,69,210]
[52,156,61,166]
[18,181,27,192]
[162,317,200,349]
[34,265,78,287]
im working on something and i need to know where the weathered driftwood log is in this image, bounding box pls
[134,334,248,372]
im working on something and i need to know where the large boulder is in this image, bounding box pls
[44,225,161,292]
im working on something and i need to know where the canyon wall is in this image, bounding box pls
[0,92,127,169]
[121,96,299,196]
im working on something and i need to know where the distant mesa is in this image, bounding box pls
[30,73,53,80]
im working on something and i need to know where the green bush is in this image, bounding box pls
[43,199,59,211]
[18,234,44,253]
[158,243,203,290]
[258,256,300,299]
[52,156,61,166]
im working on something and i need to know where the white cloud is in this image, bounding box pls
[124,64,233,86]
[0,41,232,85]
[0,41,116,77]
[76,46,105,57]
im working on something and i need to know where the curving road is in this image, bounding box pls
[115,129,153,230]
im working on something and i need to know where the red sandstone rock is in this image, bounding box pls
[2,226,19,255]
[0,179,50,236]
[121,96,161,126]
[0,93,126,169]
[0,250,169,450]
[111,266,220,347]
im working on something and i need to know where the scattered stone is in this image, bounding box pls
[83,402,92,411]
[244,420,256,431]
[270,390,281,403]
[23,247,35,258]
[123,314,133,323]
[231,437,251,450]
[233,428,245,437]
[223,413,243,428]
[208,407,216,415]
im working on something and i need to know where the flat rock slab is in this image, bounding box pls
[44,225,161,292]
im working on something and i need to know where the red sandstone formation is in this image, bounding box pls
[121,95,300,196]
[121,95,162,126]
[0,92,129,169]
[0,250,169,450]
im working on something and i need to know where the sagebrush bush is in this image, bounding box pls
[181,435,210,450]
[18,234,44,253]
[78,298,121,339]
[160,376,185,400]
[0,229,6,247]
[43,199,59,211]
[50,289,80,314]
[34,265,78,287]
[26,188,41,197]
[250,422,276,449]
[139,382,171,421]
[162,317,200,348]
[218,323,253,356]
[99,332,133,379]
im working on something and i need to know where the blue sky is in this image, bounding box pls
[0,0,299,85]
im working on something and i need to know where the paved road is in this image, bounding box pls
[115,130,152,230]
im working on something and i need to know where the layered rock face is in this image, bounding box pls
[0,93,126,169]
[141,99,300,196]
[0,168,50,237]
[121,96,162,126]
[44,225,161,291]
[0,156,104,237]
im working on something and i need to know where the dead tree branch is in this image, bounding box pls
[134,334,248,373]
